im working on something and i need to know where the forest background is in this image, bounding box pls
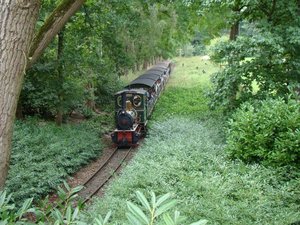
[0,0,299,224]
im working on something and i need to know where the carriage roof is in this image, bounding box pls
[126,77,157,88]
[125,71,162,88]
[147,67,167,72]
[114,88,147,95]
[123,62,170,89]
[138,73,161,80]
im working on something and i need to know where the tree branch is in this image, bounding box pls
[27,0,86,69]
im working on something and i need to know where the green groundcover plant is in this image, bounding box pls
[6,117,105,204]
[83,118,300,225]
[226,97,300,168]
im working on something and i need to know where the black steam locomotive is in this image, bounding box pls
[111,61,172,146]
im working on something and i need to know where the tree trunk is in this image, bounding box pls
[55,110,63,126]
[229,0,241,42]
[143,60,148,69]
[136,63,140,72]
[229,21,239,41]
[85,82,96,111]
[0,0,40,190]
[56,30,64,126]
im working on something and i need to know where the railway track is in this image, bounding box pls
[78,147,133,203]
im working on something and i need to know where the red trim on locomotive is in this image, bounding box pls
[117,131,132,143]
[112,124,142,146]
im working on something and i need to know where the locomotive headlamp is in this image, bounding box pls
[133,95,142,107]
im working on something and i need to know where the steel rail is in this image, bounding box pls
[82,147,119,186]
[82,147,133,203]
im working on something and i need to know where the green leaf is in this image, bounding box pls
[57,186,67,200]
[150,191,156,208]
[52,208,64,223]
[103,211,112,224]
[127,201,149,224]
[63,181,71,192]
[156,193,172,208]
[16,198,33,219]
[173,211,181,223]
[66,205,72,222]
[94,218,104,225]
[190,219,208,225]
[163,213,175,225]
[126,212,142,225]
[0,219,8,225]
[0,191,7,207]
[72,207,80,221]
[135,191,151,212]
[154,199,177,218]
[70,185,84,195]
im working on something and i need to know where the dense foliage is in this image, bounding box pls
[0,183,83,225]
[203,0,300,171]
[226,98,300,168]
[6,117,109,203]
[208,0,300,112]
[19,0,195,121]
[3,0,299,221]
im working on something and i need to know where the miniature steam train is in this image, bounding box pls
[111,61,172,146]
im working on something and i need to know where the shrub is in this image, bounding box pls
[226,98,300,168]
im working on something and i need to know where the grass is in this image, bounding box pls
[6,115,111,203]
[82,56,300,224]
[150,56,221,121]
[168,56,219,88]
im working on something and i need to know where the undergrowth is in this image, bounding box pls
[6,116,108,204]
[84,118,300,224]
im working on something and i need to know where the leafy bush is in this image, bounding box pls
[121,191,207,225]
[226,98,300,167]
[181,44,195,57]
